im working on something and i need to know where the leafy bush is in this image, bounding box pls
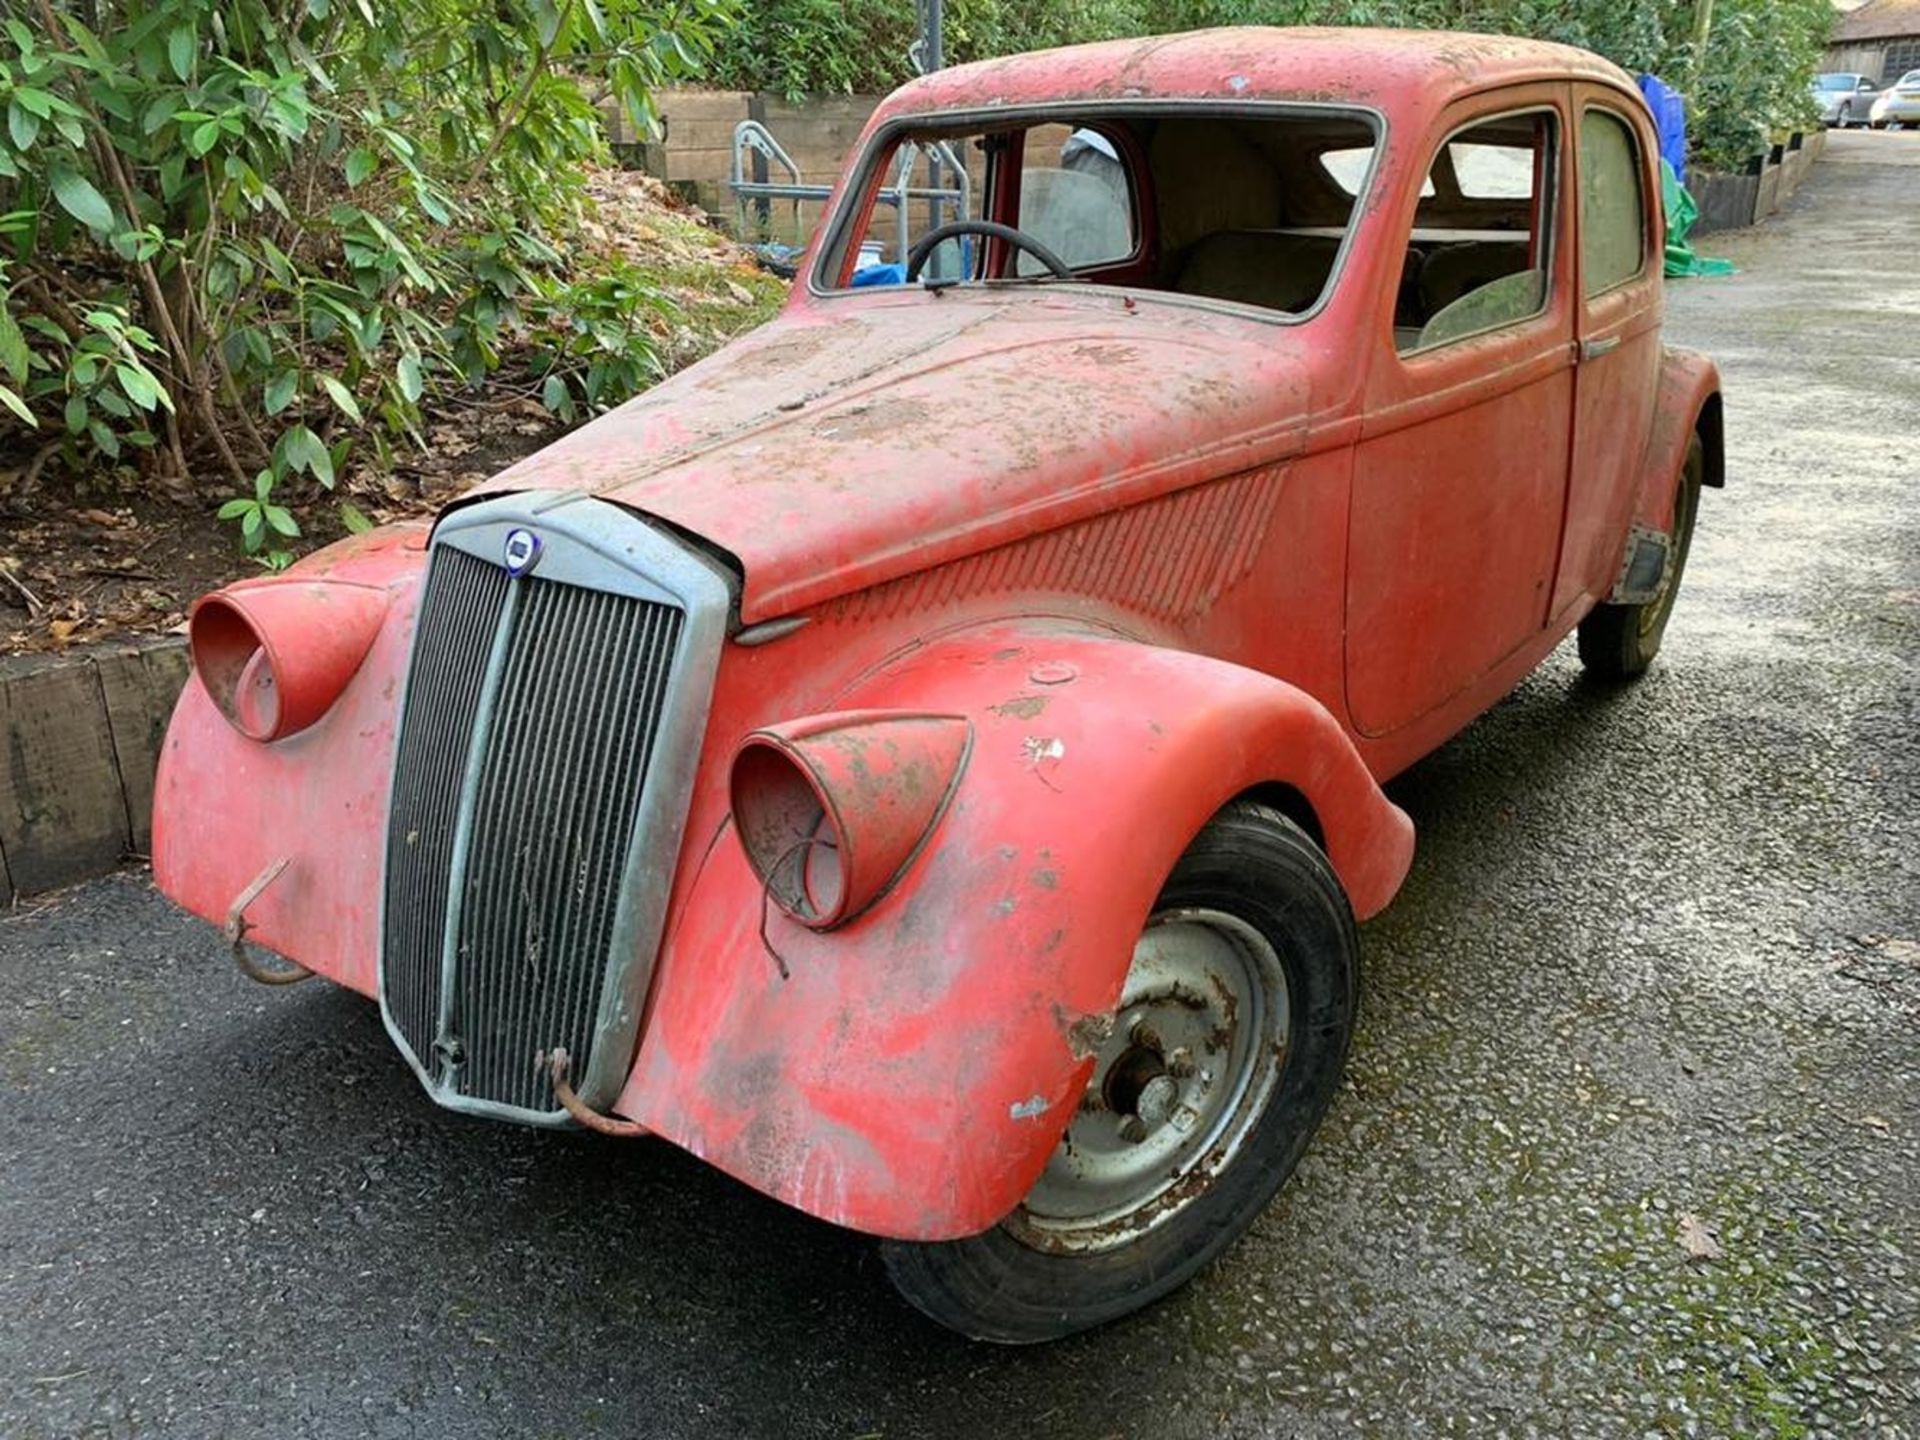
[707,0,1831,172]
[0,0,735,561]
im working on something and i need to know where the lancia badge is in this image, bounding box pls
[502,527,542,577]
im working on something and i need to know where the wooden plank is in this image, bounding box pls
[662,116,755,152]
[0,654,130,895]
[95,639,190,856]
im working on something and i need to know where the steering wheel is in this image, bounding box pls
[904,220,1075,283]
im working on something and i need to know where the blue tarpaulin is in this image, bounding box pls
[1637,73,1688,185]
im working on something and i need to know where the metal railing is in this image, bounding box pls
[729,120,972,277]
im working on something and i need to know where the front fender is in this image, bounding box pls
[617,624,1413,1240]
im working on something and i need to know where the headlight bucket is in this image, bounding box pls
[731,710,972,930]
[189,579,390,742]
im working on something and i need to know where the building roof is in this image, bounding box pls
[1833,0,1920,41]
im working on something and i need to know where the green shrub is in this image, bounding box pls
[707,0,1831,172]
[0,0,735,561]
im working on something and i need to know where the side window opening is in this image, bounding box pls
[1579,108,1647,297]
[1398,110,1557,355]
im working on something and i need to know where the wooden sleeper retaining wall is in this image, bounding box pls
[0,638,187,904]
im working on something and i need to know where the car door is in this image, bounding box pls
[1345,86,1576,739]
[1551,92,1663,622]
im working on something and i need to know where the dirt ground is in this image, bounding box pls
[0,130,1916,1440]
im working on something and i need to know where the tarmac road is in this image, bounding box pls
[3,129,1917,1440]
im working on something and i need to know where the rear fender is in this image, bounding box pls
[1635,346,1723,533]
[618,624,1414,1240]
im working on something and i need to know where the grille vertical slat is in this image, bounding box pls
[382,509,704,1120]
[382,548,511,1060]
[544,594,637,1094]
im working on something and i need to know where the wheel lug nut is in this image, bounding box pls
[1131,1021,1164,1052]
[1167,1047,1196,1078]
[1118,1116,1148,1144]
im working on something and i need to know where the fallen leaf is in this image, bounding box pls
[1878,938,1920,967]
[1678,1212,1721,1261]
[76,508,121,527]
[47,618,78,643]
[1857,1114,1892,1134]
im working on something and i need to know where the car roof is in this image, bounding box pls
[873,26,1641,125]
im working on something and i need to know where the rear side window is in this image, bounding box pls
[1579,109,1646,296]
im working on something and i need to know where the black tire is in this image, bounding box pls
[1577,435,1704,681]
[881,801,1358,1344]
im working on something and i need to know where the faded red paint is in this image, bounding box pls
[152,28,1719,1242]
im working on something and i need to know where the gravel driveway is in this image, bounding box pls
[3,130,1917,1440]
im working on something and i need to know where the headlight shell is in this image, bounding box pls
[189,579,389,742]
[731,710,972,930]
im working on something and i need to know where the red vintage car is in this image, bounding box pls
[155,28,1722,1341]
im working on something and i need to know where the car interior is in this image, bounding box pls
[834,108,1555,353]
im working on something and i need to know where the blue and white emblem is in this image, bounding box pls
[502,527,542,577]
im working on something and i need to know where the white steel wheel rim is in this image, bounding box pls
[1007,907,1292,1256]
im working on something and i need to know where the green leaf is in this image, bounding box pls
[264,369,298,415]
[141,93,176,136]
[241,507,264,548]
[318,374,362,422]
[216,498,255,521]
[50,166,115,235]
[340,501,374,534]
[113,362,170,413]
[255,469,273,502]
[167,23,195,83]
[0,383,35,427]
[0,304,28,384]
[12,87,54,120]
[188,120,221,157]
[265,504,300,538]
[540,373,568,413]
[344,147,377,187]
[87,418,120,458]
[7,100,41,152]
[64,394,88,433]
[395,353,423,403]
[283,423,334,487]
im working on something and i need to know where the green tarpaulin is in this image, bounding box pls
[1662,158,1734,278]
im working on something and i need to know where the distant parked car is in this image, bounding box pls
[1871,70,1920,128]
[1814,71,1882,127]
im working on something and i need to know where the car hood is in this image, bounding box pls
[475,291,1314,622]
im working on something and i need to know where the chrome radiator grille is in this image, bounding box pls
[379,495,730,1124]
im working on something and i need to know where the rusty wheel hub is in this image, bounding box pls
[1007,907,1291,1255]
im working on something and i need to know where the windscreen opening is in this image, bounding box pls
[820,108,1379,318]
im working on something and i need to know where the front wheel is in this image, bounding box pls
[881,801,1358,1343]
[1578,435,1704,680]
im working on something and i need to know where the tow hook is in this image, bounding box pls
[224,857,313,985]
[540,1048,648,1137]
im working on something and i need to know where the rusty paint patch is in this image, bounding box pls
[992,694,1049,720]
[1063,1009,1116,1061]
